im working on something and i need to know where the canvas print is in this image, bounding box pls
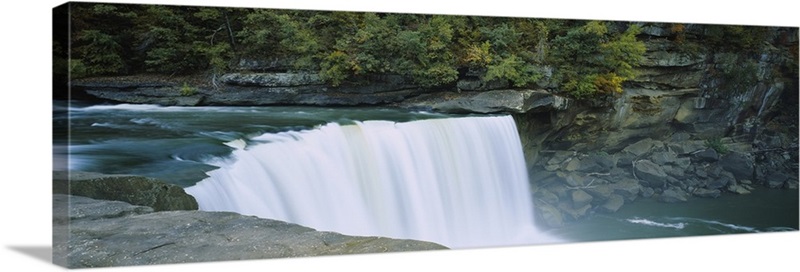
[52,1,799,268]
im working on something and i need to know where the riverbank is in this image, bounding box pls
[65,68,799,229]
[53,171,447,268]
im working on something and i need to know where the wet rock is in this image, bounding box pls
[609,178,641,201]
[53,171,197,211]
[584,184,613,203]
[669,140,708,155]
[615,152,636,168]
[577,154,615,173]
[659,188,689,203]
[633,160,668,188]
[534,190,560,205]
[558,202,592,220]
[692,188,721,198]
[599,194,626,214]
[564,158,582,172]
[727,184,751,195]
[663,165,687,179]
[640,187,656,198]
[706,164,724,178]
[546,151,576,166]
[536,204,564,228]
[766,172,790,188]
[674,157,692,170]
[530,170,557,184]
[671,132,691,142]
[706,171,735,190]
[564,172,589,188]
[571,190,594,209]
[695,148,720,162]
[623,138,661,158]
[55,195,446,268]
[719,152,755,181]
[787,179,799,190]
[651,151,678,165]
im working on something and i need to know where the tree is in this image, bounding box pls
[549,21,645,98]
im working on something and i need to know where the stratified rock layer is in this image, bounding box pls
[53,194,447,268]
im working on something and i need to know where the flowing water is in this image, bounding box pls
[57,102,798,249]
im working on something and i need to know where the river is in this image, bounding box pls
[55,101,798,248]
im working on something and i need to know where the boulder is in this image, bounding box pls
[571,189,594,209]
[727,184,751,195]
[623,138,661,158]
[640,187,656,198]
[719,152,755,181]
[674,157,692,169]
[615,152,636,168]
[54,195,447,268]
[609,178,641,201]
[564,158,582,172]
[668,140,708,155]
[706,171,735,190]
[787,179,799,190]
[584,184,613,203]
[670,132,692,142]
[695,148,720,162]
[659,188,689,203]
[599,194,626,214]
[765,172,790,188]
[546,151,576,166]
[533,190,560,205]
[576,154,615,173]
[633,160,668,188]
[663,165,687,179]
[692,188,721,198]
[53,171,198,211]
[563,172,589,188]
[558,202,592,220]
[536,203,564,228]
[651,151,678,165]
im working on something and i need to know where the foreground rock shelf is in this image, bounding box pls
[53,194,447,268]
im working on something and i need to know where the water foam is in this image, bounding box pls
[186,115,554,248]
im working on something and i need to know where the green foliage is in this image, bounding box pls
[179,82,196,96]
[401,15,459,87]
[549,21,645,99]
[484,54,542,87]
[67,2,782,103]
[73,30,126,76]
[705,137,730,154]
[319,50,351,86]
[705,25,769,53]
[69,59,89,79]
[462,41,493,67]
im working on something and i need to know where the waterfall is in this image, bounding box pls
[185,115,551,248]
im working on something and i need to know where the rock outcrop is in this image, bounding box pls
[53,171,198,211]
[65,25,798,231]
[526,133,798,228]
[53,194,447,268]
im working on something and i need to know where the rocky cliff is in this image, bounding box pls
[66,24,798,229]
[513,24,798,227]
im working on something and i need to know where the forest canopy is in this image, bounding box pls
[64,3,658,98]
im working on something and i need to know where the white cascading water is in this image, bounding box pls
[185,115,551,248]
